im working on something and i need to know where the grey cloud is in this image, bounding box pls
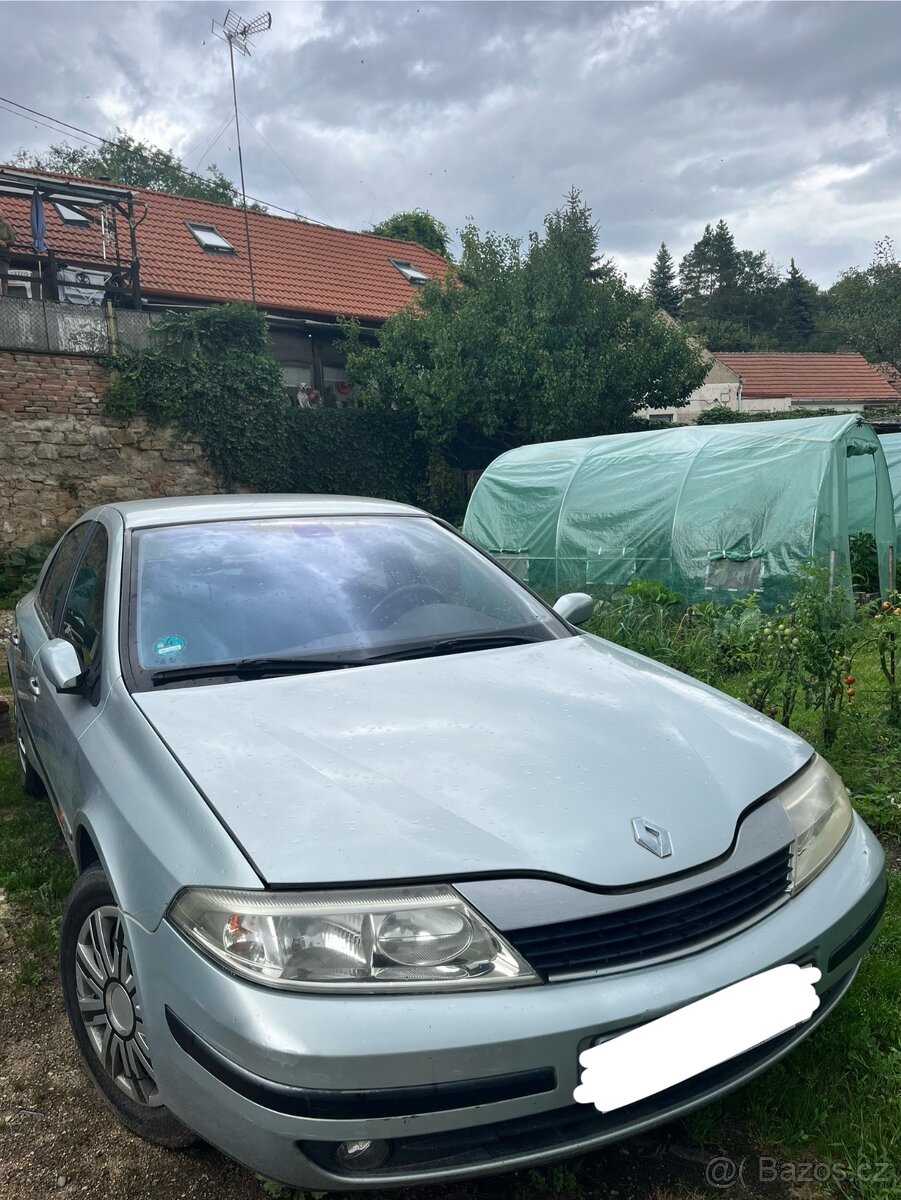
[0,0,897,285]
[831,151,901,205]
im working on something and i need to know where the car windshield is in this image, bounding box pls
[129,515,565,678]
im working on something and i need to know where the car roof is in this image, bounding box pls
[97,494,428,530]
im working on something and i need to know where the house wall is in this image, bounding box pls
[637,359,746,424]
[0,350,219,548]
[637,354,888,426]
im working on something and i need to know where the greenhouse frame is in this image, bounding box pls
[464,415,897,606]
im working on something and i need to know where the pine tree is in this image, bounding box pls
[647,243,680,316]
[679,220,783,349]
[779,258,817,348]
[710,219,740,291]
[678,223,717,318]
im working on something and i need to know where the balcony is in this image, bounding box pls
[0,294,159,356]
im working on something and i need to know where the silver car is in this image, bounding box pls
[6,496,887,1190]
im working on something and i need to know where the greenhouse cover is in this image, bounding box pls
[849,430,901,552]
[464,415,896,606]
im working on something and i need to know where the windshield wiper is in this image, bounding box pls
[150,656,363,686]
[149,634,543,685]
[365,633,543,664]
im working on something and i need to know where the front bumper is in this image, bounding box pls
[125,815,886,1190]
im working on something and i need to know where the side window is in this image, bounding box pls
[37,525,90,632]
[60,526,109,674]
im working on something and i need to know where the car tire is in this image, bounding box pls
[60,865,198,1148]
[12,700,45,798]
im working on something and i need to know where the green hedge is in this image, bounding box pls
[285,407,427,503]
[697,405,850,425]
[103,304,428,507]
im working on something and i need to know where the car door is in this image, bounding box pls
[11,522,91,783]
[30,521,111,843]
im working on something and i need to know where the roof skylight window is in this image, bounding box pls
[53,202,91,226]
[186,222,236,254]
[390,258,429,285]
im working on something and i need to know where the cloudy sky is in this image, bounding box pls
[1,0,898,286]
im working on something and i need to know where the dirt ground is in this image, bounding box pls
[0,916,252,1200]
[0,918,818,1200]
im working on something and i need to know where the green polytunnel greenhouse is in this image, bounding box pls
[849,431,901,553]
[463,415,897,607]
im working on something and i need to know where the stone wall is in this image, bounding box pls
[0,350,220,547]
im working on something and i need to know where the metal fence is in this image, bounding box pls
[113,307,161,352]
[0,296,159,355]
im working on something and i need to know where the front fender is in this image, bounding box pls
[75,677,262,929]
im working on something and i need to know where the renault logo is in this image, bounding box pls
[631,817,673,858]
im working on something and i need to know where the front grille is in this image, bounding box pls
[507,846,792,976]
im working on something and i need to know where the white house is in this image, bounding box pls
[641,352,901,424]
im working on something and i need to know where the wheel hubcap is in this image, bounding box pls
[75,905,161,1106]
[105,981,136,1037]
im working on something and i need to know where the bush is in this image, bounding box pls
[0,538,57,608]
[104,303,430,509]
[587,565,901,748]
[850,531,881,593]
[695,406,841,425]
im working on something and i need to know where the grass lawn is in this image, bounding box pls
[0,646,899,1198]
[586,620,901,1197]
[0,679,74,988]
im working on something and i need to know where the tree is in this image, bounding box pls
[826,237,901,369]
[733,249,782,344]
[12,131,263,208]
[708,218,742,318]
[678,220,782,349]
[343,190,705,468]
[678,223,718,320]
[367,209,450,258]
[777,258,817,348]
[647,242,680,316]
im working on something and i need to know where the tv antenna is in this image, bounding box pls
[212,9,271,303]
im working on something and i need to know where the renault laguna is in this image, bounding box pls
[6,496,886,1190]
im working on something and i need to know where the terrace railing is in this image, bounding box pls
[0,295,159,356]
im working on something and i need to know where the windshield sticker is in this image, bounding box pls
[153,635,186,659]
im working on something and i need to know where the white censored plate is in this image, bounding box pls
[574,963,822,1113]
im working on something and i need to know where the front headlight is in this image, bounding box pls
[780,754,853,892]
[168,884,539,991]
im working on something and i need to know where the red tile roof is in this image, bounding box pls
[0,169,447,322]
[716,352,900,402]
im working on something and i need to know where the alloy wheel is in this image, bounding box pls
[74,905,161,1107]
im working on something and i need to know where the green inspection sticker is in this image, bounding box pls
[153,635,186,658]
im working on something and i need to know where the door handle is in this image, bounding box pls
[28,676,41,697]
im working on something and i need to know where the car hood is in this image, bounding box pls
[133,635,811,888]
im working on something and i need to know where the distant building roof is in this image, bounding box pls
[0,168,447,322]
[715,352,900,402]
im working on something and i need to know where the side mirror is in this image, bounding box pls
[553,592,595,626]
[39,639,85,694]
